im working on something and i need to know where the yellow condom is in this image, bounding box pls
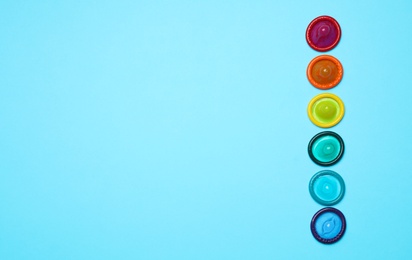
[308,93,345,128]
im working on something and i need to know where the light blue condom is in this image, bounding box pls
[309,170,345,206]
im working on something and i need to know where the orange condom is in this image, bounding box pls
[307,55,343,90]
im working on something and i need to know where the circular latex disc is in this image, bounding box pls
[306,16,341,52]
[308,93,345,128]
[310,207,346,244]
[307,55,343,90]
[309,170,345,206]
[308,131,344,166]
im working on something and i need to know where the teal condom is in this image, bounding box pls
[308,131,344,166]
[309,170,345,206]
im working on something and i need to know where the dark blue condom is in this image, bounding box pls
[310,207,346,244]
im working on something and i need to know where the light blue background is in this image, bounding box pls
[1,1,412,259]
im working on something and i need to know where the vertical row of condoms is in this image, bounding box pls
[305,16,346,244]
